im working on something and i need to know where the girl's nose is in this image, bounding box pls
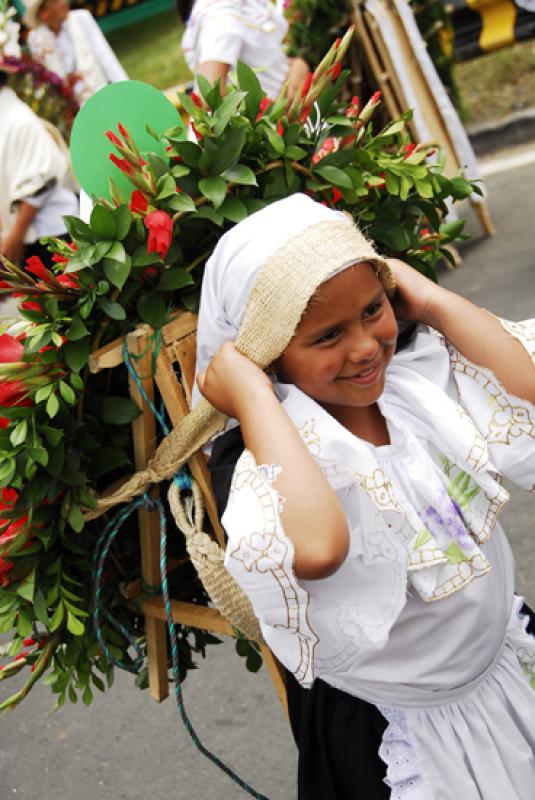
[346,329,378,364]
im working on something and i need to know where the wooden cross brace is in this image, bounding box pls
[89,312,288,714]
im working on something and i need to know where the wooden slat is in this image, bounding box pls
[154,346,226,548]
[144,598,288,715]
[170,333,197,407]
[127,329,169,702]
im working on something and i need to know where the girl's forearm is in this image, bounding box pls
[422,287,535,403]
[238,387,349,579]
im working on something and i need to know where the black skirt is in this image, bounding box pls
[208,426,535,800]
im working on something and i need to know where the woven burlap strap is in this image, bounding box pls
[168,480,264,643]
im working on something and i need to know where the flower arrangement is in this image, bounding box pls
[0,30,479,713]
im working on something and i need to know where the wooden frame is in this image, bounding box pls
[89,312,288,714]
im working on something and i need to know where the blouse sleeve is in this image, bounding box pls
[222,449,317,686]
[448,318,535,491]
[197,10,245,66]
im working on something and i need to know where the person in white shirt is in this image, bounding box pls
[0,70,78,264]
[180,0,308,99]
[23,0,127,105]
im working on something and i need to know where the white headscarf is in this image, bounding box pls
[192,194,355,405]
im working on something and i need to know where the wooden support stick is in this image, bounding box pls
[127,329,169,702]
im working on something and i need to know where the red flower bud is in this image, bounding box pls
[401,142,417,159]
[20,300,43,313]
[370,91,382,105]
[256,96,273,122]
[105,130,123,149]
[23,637,37,647]
[277,119,284,136]
[56,273,80,289]
[130,190,148,215]
[117,122,129,138]
[109,153,135,176]
[190,92,203,108]
[51,253,69,264]
[299,105,311,124]
[331,187,342,204]
[301,71,314,99]
[334,37,342,49]
[326,62,342,81]
[144,210,173,260]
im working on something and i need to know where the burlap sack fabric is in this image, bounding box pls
[87,216,395,641]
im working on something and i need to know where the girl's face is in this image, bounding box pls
[276,263,397,418]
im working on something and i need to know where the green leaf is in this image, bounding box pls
[265,127,285,156]
[196,206,223,226]
[41,426,62,447]
[284,145,307,161]
[132,246,158,268]
[63,337,90,372]
[0,459,16,487]
[101,397,142,425]
[156,174,177,200]
[59,380,76,406]
[166,192,195,213]
[82,684,93,705]
[315,166,353,189]
[68,504,85,533]
[198,176,227,209]
[212,91,247,137]
[16,609,33,638]
[92,447,131,479]
[106,242,128,263]
[203,125,247,176]
[112,205,132,240]
[439,219,466,239]
[236,60,263,120]
[90,204,117,240]
[172,164,191,178]
[414,179,433,199]
[246,648,262,673]
[219,196,248,223]
[16,567,36,601]
[34,384,53,404]
[46,393,59,419]
[27,446,48,467]
[67,611,84,635]
[103,257,131,290]
[136,292,167,327]
[49,601,65,631]
[222,164,257,186]
[157,268,194,291]
[97,297,127,320]
[10,419,28,447]
[65,317,89,341]
[174,140,202,168]
[62,215,93,242]
[33,589,49,626]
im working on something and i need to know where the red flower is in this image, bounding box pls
[20,300,42,313]
[277,120,284,136]
[23,637,37,647]
[331,187,342,204]
[141,266,159,285]
[301,71,314,99]
[299,105,311,124]
[0,333,24,363]
[370,91,382,105]
[51,253,69,264]
[190,92,203,108]
[105,130,123,149]
[117,122,129,139]
[0,487,17,509]
[0,516,28,547]
[0,280,12,289]
[25,255,55,286]
[401,142,417,159]
[345,96,360,119]
[334,37,342,49]
[326,62,341,81]
[256,97,272,122]
[109,153,135,176]
[56,273,80,289]
[130,190,148,215]
[0,557,14,587]
[367,172,386,190]
[144,210,173,260]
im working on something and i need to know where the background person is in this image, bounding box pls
[180,0,309,100]
[23,0,127,104]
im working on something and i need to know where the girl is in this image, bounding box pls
[193,193,535,799]
[180,0,309,100]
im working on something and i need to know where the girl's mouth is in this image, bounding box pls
[340,360,382,385]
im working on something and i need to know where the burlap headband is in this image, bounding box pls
[89,217,394,517]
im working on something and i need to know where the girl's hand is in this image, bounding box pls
[196,341,274,419]
[387,258,444,324]
[286,57,310,103]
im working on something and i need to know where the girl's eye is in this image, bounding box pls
[364,300,383,318]
[314,328,342,345]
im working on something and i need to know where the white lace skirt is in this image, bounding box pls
[378,598,535,799]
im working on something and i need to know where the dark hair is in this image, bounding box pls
[176,0,194,21]
[0,71,8,87]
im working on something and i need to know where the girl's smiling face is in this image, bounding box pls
[276,263,398,419]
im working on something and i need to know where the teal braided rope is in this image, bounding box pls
[92,497,146,673]
[124,338,270,800]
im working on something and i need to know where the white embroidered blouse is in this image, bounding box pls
[222,319,535,705]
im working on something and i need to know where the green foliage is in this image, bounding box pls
[0,36,477,712]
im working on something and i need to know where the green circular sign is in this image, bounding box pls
[70,80,185,201]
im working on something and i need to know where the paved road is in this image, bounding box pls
[1,147,534,800]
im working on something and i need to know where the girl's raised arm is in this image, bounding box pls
[197,342,350,579]
[389,259,535,404]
